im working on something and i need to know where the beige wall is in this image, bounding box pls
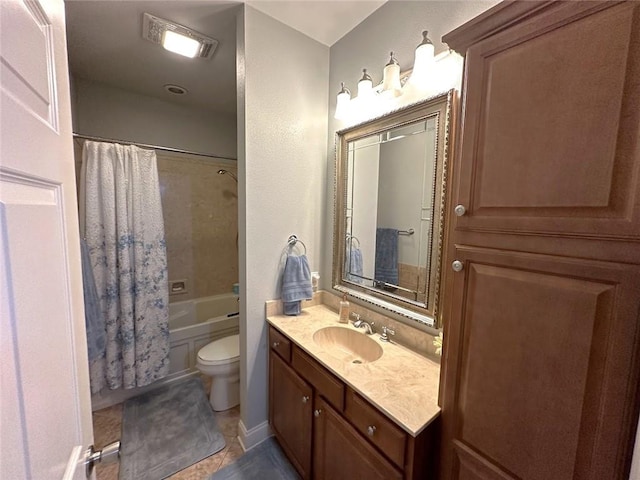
[157,153,238,301]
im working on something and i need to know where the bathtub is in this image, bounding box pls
[167,293,240,377]
[91,293,239,411]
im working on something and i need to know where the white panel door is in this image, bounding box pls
[0,0,94,478]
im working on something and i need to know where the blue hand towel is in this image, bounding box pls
[345,246,364,284]
[375,228,399,286]
[80,238,106,361]
[281,254,313,316]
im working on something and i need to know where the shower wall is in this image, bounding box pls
[157,152,238,300]
[73,141,238,301]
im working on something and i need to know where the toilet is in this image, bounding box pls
[196,334,240,411]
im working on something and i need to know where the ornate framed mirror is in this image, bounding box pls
[332,90,455,328]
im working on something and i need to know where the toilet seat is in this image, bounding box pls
[197,334,239,366]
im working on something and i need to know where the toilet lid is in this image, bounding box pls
[198,334,240,365]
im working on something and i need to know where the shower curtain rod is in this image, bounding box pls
[72,133,237,161]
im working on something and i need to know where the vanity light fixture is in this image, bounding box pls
[357,69,374,99]
[334,82,351,120]
[142,13,219,60]
[334,29,456,124]
[408,31,435,88]
[382,52,402,97]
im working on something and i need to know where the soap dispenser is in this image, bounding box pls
[338,294,350,324]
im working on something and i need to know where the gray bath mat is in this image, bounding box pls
[209,437,300,480]
[120,377,226,480]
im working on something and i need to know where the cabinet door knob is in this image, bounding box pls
[367,425,376,436]
[314,409,322,417]
[452,260,464,272]
[454,204,467,216]
[302,395,310,403]
[272,341,280,348]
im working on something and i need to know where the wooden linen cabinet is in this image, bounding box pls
[440,2,640,480]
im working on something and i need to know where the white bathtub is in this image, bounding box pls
[167,293,240,377]
[91,293,239,411]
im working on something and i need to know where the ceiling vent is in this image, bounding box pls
[143,13,218,60]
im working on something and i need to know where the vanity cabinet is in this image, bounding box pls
[313,396,403,480]
[268,325,437,480]
[441,2,640,479]
[269,352,313,478]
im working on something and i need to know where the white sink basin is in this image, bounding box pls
[313,326,383,364]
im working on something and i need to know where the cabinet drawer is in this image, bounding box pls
[269,326,291,363]
[345,389,406,468]
[292,347,345,411]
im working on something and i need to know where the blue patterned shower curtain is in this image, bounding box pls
[80,141,170,393]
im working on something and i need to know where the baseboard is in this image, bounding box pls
[237,419,272,452]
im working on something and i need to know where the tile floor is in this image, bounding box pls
[92,376,244,480]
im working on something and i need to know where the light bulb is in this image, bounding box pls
[382,52,402,97]
[409,30,435,90]
[162,30,201,58]
[357,69,374,99]
[335,82,351,120]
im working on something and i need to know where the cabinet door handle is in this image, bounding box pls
[272,341,280,348]
[367,425,376,436]
[302,395,310,403]
[314,409,322,417]
[454,204,467,216]
[452,260,464,272]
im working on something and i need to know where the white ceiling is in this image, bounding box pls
[65,1,384,116]
[247,1,386,47]
[65,1,241,115]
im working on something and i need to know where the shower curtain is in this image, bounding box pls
[80,141,170,393]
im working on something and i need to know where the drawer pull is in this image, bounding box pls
[454,204,467,216]
[314,409,322,417]
[272,341,280,348]
[302,395,310,403]
[452,260,464,272]
[367,425,377,436]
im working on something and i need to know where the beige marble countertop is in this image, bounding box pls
[266,304,441,436]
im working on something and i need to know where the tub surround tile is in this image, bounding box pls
[156,153,238,300]
[267,304,441,436]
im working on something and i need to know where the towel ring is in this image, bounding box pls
[346,234,360,248]
[287,235,307,254]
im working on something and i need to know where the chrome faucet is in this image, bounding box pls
[379,326,396,342]
[353,318,375,335]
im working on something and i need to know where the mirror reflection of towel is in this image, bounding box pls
[345,247,363,284]
[375,228,399,286]
[281,255,313,316]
